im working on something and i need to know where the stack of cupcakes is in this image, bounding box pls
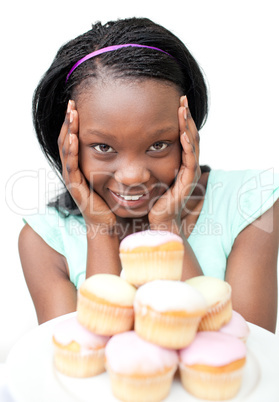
[52,230,249,402]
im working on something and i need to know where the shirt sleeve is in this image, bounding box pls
[231,168,279,239]
[23,207,66,256]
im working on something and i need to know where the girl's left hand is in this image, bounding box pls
[148,95,201,233]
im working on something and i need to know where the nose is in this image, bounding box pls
[114,160,150,187]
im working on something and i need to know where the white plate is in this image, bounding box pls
[6,312,279,402]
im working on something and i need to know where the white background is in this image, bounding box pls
[1,0,278,361]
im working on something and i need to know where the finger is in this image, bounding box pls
[182,97,200,162]
[59,101,78,179]
[70,108,78,135]
[66,109,80,180]
[177,107,196,173]
[178,105,189,135]
[178,108,200,184]
[180,132,198,171]
[178,102,200,164]
[58,100,74,164]
[58,100,74,145]
[180,95,187,108]
[65,112,90,204]
[186,116,200,163]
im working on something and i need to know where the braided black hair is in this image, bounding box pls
[33,17,209,215]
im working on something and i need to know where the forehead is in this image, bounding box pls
[75,78,181,127]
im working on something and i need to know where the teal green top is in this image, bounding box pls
[23,169,279,289]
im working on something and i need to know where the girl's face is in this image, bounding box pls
[77,78,182,219]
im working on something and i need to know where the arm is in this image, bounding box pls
[225,199,279,333]
[18,224,77,324]
[86,227,121,278]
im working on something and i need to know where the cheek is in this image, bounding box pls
[78,148,111,191]
[154,146,181,185]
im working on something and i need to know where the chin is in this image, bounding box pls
[114,208,149,220]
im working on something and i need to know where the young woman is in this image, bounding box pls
[19,17,279,331]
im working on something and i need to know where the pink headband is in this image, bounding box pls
[65,43,174,82]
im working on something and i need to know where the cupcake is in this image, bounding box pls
[52,316,110,377]
[219,310,250,342]
[105,331,178,402]
[179,331,246,400]
[77,274,136,336]
[119,230,184,286]
[185,276,232,331]
[134,280,207,349]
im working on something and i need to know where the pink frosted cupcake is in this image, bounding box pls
[119,230,184,286]
[179,331,246,400]
[134,280,207,349]
[219,310,250,342]
[105,331,178,402]
[52,316,110,377]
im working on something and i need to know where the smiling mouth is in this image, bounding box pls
[109,189,150,206]
[115,193,145,201]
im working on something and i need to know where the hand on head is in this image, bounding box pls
[148,95,201,233]
[58,100,117,229]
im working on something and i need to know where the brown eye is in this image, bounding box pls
[149,142,168,151]
[93,144,115,153]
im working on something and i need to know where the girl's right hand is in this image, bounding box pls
[58,100,117,229]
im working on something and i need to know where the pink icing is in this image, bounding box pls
[219,311,250,340]
[53,316,110,349]
[105,331,178,374]
[179,332,246,366]
[119,230,183,251]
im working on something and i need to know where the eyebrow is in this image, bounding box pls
[83,129,119,141]
[84,126,178,140]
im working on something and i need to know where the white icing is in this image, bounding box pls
[185,276,231,306]
[80,274,136,306]
[134,280,207,312]
[120,230,183,251]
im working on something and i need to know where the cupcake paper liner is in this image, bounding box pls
[179,364,244,400]
[53,345,105,378]
[198,294,232,331]
[77,291,134,336]
[120,250,184,286]
[134,304,202,349]
[106,365,177,402]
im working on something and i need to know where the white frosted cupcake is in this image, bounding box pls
[77,274,136,336]
[179,331,246,400]
[119,230,184,286]
[105,331,178,402]
[52,316,110,377]
[186,276,232,331]
[134,280,207,349]
[219,310,250,342]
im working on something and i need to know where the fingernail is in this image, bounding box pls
[69,133,73,145]
[184,107,187,120]
[183,132,190,143]
[183,96,188,108]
